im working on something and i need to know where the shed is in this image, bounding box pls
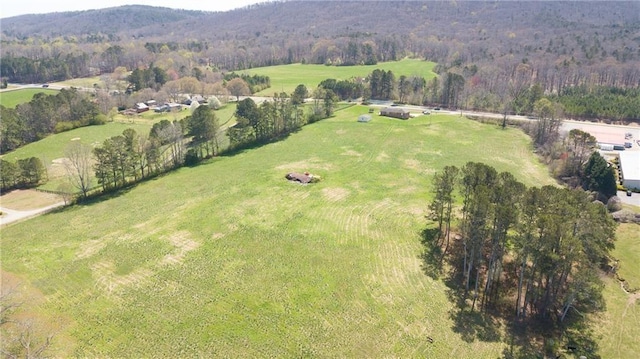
[285,172,312,184]
[380,107,410,119]
[619,151,640,190]
[167,103,183,111]
[135,103,149,113]
[358,114,372,123]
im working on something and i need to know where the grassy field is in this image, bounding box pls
[1,122,153,164]
[592,222,640,358]
[1,108,560,357]
[0,88,60,108]
[1,103,238,191]
[247,58,437,96]
[613,222,640,292]
[52,76,103,89]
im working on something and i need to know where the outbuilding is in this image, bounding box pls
[619,151,640,190]
[380,107,410,119]
[358,114,372,123]
[135,103,149,113]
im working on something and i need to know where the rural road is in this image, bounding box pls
[0,202,66,226]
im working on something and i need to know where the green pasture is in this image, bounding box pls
[2,102,238,189]
[592,223,640,359]
[1,122,154,164]
[52,76,103,89]
[612,222,640,292]
[0,109,576,357]
[246,58,437,95]
[0,88,59,108]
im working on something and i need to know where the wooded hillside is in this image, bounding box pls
[2,1,639,118]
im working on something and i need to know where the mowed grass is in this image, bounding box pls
[0,88,60,108]
[247,58,437,95]
[612,222,640,292]
[1,122,153,164]
[3,109,558,357]
[52,76,103,88]
[592,222,640,359]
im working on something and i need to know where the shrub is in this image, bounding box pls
[606,196,623,212]
[54,121,75,133]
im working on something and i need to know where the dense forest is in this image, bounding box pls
[2,2,639,97]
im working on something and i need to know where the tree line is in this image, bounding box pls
[551,86,640,122]
[62,85,333,200]
[0,157,46,193]
[0,54,92,83]
[0,88,103,154]
[227,86,335,150]
[426,161,617,352]
[223,73,270,94]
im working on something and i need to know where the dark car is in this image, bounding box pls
[42,84,49,88]
[627,190,632,197]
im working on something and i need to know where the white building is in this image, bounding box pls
[619,151,640,190]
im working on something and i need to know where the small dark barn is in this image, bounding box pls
[285,172,312,184]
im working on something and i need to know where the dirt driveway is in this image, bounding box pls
[0,190,65,226]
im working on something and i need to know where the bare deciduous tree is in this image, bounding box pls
[63,140,93,199]
[1,284,54,359]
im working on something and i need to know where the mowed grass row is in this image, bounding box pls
[0,88,60,108]
[2,109,561,357]
[247,58,437,95]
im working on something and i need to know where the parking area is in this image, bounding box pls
[561,120,640,151]
[617,190,640,207]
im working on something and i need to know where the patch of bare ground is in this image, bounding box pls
[75,239,107,260]
[341,149,363,157]
[397,186,418,195]
[404,158,421,170]
[335,129,347,135]
[322,187,350,202]
[376,151,390,162]
[1,271,45,305]
[91,261,154,294]
[0,189,63,210]
[275,157,334,171]
[160,231,200,266]
[402,205,425,216]
[48,158,69,178]
[0,271,70,353]
[627,292,640,307]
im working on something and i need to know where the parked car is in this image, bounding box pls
[41,84,49,88]
[423,110,431,115]
[627,190,633,197]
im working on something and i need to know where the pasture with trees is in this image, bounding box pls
[0,88,103,154]
[1,1,640,357]
[2,108,565,357]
